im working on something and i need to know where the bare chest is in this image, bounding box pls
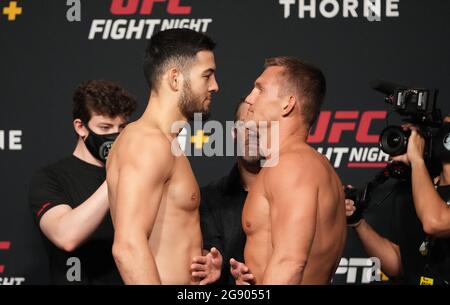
[164,155,200,212]
[242,175,270,236]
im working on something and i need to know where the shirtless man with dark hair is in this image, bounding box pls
[107,29,219,284]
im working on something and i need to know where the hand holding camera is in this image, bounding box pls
[390,125,425,166]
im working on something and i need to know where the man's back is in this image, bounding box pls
[243,142,346,284]
[107,122,202,284]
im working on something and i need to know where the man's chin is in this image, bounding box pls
[202,109,211,120]
[200,108,211,120]
[240,155,261,165]
[186,110,210,121]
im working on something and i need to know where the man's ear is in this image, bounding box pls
[167,68,183,91]
[281,95,297,117]
[73,119,88,139]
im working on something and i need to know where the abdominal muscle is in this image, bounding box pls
[149,207,202,284]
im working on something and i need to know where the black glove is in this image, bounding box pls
[345,186,367,225]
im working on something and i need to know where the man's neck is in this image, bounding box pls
[237,158,261,191]
[73,138,104,167]
[277,118,309,151]
[140,92,187,139]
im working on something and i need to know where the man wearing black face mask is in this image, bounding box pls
[28,80,137,284]
[346,115,450,285]
[83,124,120,162]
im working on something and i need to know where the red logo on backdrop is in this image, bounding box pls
[0,241,26,284]
[307,110,389,168]
[0,241,11,273]
[89,0,210,40]
[110,0,192,15]
[308,110,386,144]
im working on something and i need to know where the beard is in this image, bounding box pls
[241,154,262,165]
[178,79,210,121]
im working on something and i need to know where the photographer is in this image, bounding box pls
[347,115,450,284]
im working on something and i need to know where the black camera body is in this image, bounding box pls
[345,82,447,226]
[388,87,439,122]
[372,81,442,158]
[345,161,410,225]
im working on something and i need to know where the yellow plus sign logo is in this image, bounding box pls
[191,130,209,149]
[3,1,22,21]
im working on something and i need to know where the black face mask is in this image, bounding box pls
[83,124,119,163]
[433,123,450,163]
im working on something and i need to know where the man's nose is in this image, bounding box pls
[245,93,255,105]
[209,76,219,93]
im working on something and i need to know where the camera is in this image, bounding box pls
[371,80,442,158]
[345,81,448,225]
[345,161,410,225]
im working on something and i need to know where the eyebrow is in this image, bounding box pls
[202,68,215,75]
[255,81,263,90]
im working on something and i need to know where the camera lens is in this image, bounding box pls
[387,133,401,147]
[379,126,409,156]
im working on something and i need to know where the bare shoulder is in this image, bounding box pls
[114,123,175,170]
[265,144,328,184]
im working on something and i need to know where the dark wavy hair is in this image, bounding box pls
[72,80,137,123]
[143,29,216,91]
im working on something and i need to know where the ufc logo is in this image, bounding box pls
[335,257,381,283]
[307,110,386,144]
[110,0,191,15]
[0,241,11,273]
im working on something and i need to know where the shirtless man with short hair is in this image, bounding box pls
[236,57,346,284]
[106,29,219,284]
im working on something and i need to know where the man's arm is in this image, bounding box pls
[411,159,450,237]
[354,220,402,277]
[345,200,402,277]
[39,181,109,252]
[111,136,173,284]
[261,156,318,284]
[406,129,450,237]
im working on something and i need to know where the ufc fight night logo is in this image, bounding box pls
[307,110,389,168]
[110,0,192,15]
[87,0,213,40]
